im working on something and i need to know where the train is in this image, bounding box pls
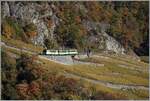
[42,49,78,56]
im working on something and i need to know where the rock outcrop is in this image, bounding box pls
[2,2,58,46]
[83,20,125,54]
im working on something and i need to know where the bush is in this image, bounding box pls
[44,38,58,49]
[2,17,25,40]
[24,23,37,38]
[1,50,19,99]
[24,23,37,32]
[2,21,15,39]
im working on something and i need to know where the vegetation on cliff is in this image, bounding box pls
[1,1,149,55]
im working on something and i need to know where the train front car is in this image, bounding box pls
[47,50,59,56]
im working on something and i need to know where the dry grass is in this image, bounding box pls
[2,41,149,100]
[1,35,43,53]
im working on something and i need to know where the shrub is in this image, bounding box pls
[1,50,19,100]
[2,21,15,39]
[91,91,126,100]
[16,82,29,99]
[24,23,37,38]
[2,83,19,100]
[2,17,25,39]
[44,38,58,49]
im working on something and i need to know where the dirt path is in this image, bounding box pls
[63,72,149,90]
[38,55,71,65]
[73,58,105,67]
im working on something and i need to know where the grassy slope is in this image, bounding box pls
[1,36,43,53]
[75,56,149,86]
[1,37,149,100]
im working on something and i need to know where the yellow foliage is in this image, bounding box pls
[79,26,87,36]
[26,31,37,38]
[2,22,15,39]
[86,2,102,21]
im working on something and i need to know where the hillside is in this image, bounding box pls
[1,1,149,55]
[1,1,149,100]
[1,38,149,100]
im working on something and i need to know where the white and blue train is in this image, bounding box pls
[42,49,78,56]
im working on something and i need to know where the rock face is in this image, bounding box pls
[2,1,126,54]
[2,2,58,46]
[103,32,125,54]
[83,20,125,54]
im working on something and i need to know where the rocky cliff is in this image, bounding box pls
[2,2,59,46]
[3,1,144,55]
